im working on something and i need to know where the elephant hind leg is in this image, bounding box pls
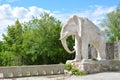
[97,44,106,60]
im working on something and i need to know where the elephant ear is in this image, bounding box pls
[73,15,82,37]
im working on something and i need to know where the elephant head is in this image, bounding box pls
[60,15,81,54]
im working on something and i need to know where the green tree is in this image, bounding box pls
[0,52,15,66]
[0,41,4,52]
[23,13,74,65]
[2,20,24,65]
[0,13,74,66]
[101,4,120,42]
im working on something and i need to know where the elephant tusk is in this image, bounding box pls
[61,37,75,54]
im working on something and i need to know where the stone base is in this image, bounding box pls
[66,60,120,74]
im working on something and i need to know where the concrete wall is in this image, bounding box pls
[114,41,120,58]
[0,64,65,78]
[79,60,120,74]
[89,41,120,59]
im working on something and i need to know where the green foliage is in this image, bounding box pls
[101,4,120,42]
[71,67,85,76]
[111,67,119,72]
[0,13,74,66]
[113,58,120,60]
[22,13,74,65]
[92,58,98,61]
[65,62,86,76]
[65,62,72,71]
[0,41,4,52]
[0,52,15,66]
[2,19,24,65]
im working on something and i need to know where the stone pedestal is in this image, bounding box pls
[66,60,120,74]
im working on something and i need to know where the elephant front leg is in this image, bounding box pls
[81,39,88,60]
[73,36,82,61]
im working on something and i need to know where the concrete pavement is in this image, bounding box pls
[1,72,120,80]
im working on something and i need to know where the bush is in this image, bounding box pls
[65,62,72,71]
[92,58,98,61]
[65,62,86,76]
[71,67,85,76]
[111,68,119,72]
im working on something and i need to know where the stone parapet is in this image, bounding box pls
[0,64,65,78]
[68,60,120,74]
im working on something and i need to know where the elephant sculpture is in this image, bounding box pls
[60,15,106,61]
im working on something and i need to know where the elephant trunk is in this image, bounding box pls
[61,37,75,54]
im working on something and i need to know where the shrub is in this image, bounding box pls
[111,68,119,72]
[65,62,86,76]
[92,58,98,61]
[65,62,72,71]
[71,67,85,76]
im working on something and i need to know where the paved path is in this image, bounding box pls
[2,72,120,80]
[66,72,120,80]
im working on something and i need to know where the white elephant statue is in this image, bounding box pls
[60,15,106,61]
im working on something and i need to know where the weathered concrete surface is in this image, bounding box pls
[67,60,120,74]
[2,75,68,80]
[0,64,65,78]
[81,60,120,74]
[2,72,120,80]
[66,72,120,80]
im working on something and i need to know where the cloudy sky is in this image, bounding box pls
[0,0,119,40]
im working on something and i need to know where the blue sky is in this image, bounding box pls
[0,0,120,40]
[0,0,119,12]
[0,0,119,11]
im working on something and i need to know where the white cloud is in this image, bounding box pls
[0,4,51,40]
[13,7,28,19]
[73,5,115,26]
[26,6,50,20]
[93,5,115,17]
[0,25,7,40]
[0,4,13,20]
[0,4,116,40]
[91,5,115,27]
[53,5,115,26]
